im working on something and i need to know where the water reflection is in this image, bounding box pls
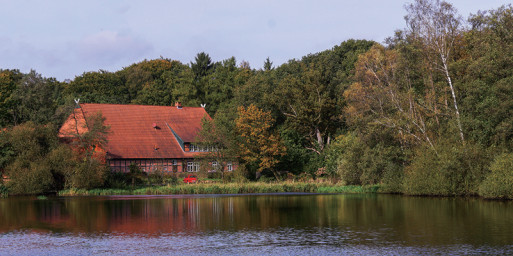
[1,194,513,255]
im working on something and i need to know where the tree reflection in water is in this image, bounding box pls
[1,194,513,255]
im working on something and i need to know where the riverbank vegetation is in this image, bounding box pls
[58,182,380,196]
[1,0,513,199]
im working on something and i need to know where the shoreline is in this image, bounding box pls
[57,182,381,196]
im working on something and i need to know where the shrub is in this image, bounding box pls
[479,153,513,199]
[104,171,130,189]
[335,133,365,185]
[65,159,108,190]
[0,183,8,197]
[147,170,165,185]
[403,142,491,196]
[334,133,404,187]
[7,162,55,195]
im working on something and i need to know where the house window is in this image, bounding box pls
[170,159,178,172]
[187,161,200,172]
[227,162,232,172]
[211,161,218,172]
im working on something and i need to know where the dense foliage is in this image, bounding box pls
[1,0,512,198]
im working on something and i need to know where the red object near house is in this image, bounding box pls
[183,175,198,184]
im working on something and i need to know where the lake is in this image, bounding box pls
[1,193,512,255]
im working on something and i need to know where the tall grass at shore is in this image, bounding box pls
[58,182,382,196]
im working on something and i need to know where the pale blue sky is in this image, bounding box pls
[0,0,511,81]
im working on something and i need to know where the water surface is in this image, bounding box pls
[1,194,512,255]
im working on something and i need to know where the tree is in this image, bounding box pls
[195,109,239,179]
[131,60,192,106]
[458,5,513,148]
[65,70,128,104]
[2,122,64,194]
[274,63,340,154]
[235,105,285,180]
[0,69,23,127]
[191,52,214,80]
[119,58,177,101]
[345,44,439,151]
[61,110,111,189]
[264,57,274,71]
[405,0,465,143]
[9,70,64,126]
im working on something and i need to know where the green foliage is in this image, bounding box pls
[65,159,107,190]
[403,142,491,196]
[263,57,273,71]
[9,71,64,126]
[0,69,23,127]
[2,112,110,194]
[458,5,513,149]
[104,171,130,189]
[8,163,55,195]
[331,133,404,191]
[334,133,365,185]
[0,183,7,197]
[191,52,214,80]
[4,122,60,194]
[479,153,513,199]
[130,60,192,106]
[58,182,384,196]
[65,70,128,104]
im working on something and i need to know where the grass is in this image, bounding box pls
[58,182,382,196]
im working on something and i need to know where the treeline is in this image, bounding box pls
[1,0,512,199]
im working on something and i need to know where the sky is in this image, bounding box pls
[0,0,511,81]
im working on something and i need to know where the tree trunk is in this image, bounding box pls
[442,61,465,143]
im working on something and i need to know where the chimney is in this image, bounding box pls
[175,102,182,109]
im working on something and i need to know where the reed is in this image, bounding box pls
[58,182,382,196]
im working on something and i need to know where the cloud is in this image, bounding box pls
[76,30,153,64]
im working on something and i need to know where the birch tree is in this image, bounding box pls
[405,0,465,143]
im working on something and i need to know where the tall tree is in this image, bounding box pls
[405,0,465,142]
[236,105,286,180]
[66,70,128,104]
[345,44,438,151]
[0,69,23,127]
[9,70,63,126]
[191,52,214,80]
[263,57,274,71]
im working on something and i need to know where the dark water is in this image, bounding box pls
[1,193,512,255]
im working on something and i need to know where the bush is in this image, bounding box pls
[335,133,365,185]
[147,170,165,185]
[0,183,8,197]
[104,172,130,189]
[333,133,404,188]
[65,159,108,189]
[403,142,491,196]
[479,153,513,199]
[7,162,55,195]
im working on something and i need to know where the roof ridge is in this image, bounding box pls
[81,103,205,109]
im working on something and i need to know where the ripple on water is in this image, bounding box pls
[1,229,513,256]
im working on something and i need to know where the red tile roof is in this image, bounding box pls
[59,103,211,159]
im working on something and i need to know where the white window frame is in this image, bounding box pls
[227,162,233,172]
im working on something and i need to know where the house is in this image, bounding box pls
[59,102,234,173]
